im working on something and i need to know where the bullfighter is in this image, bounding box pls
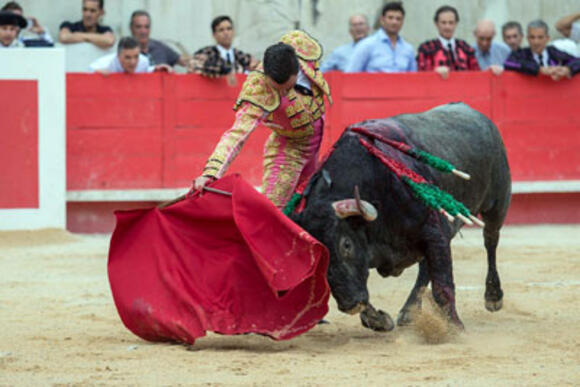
[193,30,332,208]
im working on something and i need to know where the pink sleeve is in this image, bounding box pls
[202,102,265,178]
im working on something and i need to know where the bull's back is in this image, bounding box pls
[383,103,510,219]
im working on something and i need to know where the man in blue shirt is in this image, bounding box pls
[473,19,510,75]
[346,1,416,73]
[320,14,369,72]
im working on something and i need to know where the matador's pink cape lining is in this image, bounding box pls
[107,174,330,345]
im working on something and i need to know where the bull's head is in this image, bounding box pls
[295,184,378,315]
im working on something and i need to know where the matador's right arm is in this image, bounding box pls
[202,102,266,179]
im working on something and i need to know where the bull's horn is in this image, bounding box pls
[332,197,377,222]
[354,186,378,221]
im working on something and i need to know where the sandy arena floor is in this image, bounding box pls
[1,225,579,386]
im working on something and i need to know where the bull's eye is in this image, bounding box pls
[339,236,354,259]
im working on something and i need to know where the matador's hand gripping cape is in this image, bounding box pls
[202,30,332,180]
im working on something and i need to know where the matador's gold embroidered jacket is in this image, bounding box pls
[201,30,332,180]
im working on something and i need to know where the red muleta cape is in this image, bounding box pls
[107,174,330,345]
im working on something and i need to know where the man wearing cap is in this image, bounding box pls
[1,1,53,46]
[0,9,25,48]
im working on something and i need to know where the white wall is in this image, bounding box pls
[0,49,66,230]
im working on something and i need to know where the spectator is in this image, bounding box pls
[58,0,114,49]
[320,14,370,72]
[552,11,580,56]
[555,11,580,42]
[502,21,524,52]
[416,5,479,79]
[1,1,53,46]
[89,36,171,74]
[504,20,580,80]
[190,15,257,76]
[346,2,416,73]
[0,9,25,48]
[129,10,189,68]
[473,20,510,75]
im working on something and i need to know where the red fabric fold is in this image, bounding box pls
[107,174,329,345]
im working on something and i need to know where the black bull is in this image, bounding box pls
[293,103,511,330]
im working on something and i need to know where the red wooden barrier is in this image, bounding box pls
[66,72,580,190]
[0,80,38,208]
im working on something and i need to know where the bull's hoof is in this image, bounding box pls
[360,307,394,332]
[396,309,414,326]
[485,299,503,312]
[485,286,503,312]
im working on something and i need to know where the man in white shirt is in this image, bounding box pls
[555,11,580,56]
[90,36,172,74]
[556,12,580,42]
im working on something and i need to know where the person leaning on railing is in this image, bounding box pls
[472,19,510,76]
[345,2,416,73]
[89,36,172,75]
[504,20,580,81]
[416,5,480,80]
[189,15,258,78]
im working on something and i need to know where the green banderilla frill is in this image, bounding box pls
[283,192,303,216]
[413,149,455,173]
[402,177,471,217]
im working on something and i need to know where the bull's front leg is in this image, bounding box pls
[423,223,464,329]
[397,259,429,326]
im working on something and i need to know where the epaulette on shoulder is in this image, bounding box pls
[233,71,280,112]
[280,30,323,61]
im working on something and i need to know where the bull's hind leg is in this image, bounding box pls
[397,260,429,326]
[482,224,503,311]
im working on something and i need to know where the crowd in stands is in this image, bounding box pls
[1,0,579,80]
[321,2,580,80]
